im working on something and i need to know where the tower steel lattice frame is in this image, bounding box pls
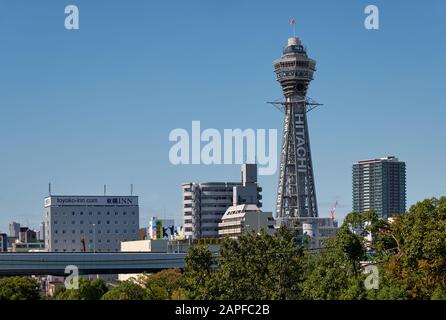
[271,37,321,224]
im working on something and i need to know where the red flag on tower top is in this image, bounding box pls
[290,18,295,25]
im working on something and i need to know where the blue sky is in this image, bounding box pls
[0,0,445,232]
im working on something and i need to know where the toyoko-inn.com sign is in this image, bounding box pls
[44,196,138,207]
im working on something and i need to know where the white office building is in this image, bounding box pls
[44,195,139,252]
[218,204,275,239]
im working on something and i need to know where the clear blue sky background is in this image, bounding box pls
[0,0,445,232]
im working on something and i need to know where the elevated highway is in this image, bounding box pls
[0,252,186,276]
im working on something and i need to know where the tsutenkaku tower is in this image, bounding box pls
[273,36,319,222]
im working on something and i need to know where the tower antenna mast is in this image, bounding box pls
[290,18,296,37]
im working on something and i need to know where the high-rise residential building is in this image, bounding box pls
[353,156,406,219]
[9,221,20,238]
[183,164,262,239]
[37,222,45,242]
[44,195,139,252]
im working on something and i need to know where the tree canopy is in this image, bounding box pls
[53,278,108,300]
[0,276,40,300]
[1,197,445,300]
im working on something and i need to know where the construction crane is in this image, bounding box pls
[330,201,338,225]
[80,237,86,252]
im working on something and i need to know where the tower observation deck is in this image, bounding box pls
[273,37,318,222]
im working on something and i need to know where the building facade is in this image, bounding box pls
[183,164,262,239]
[353,156,406,219]
[37,222,45,242]
[19,227,37,243]
[9,221,20,238]
[12,242,45,252]
[148,217,176,240]
[294,217,338,249]
[44,195,139,252]
[218,204,275,239]
[119,239,168,281]
[0,233,7,252]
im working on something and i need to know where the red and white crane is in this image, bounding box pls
[330,201,338,225]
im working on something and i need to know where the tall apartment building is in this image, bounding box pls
[44,195,139,252]
[37,222,45,242]
[353,156,406,219]
[183,164,262,239]
[9,221,20,238]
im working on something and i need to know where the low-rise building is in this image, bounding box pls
[290,217,338,249]
[0,233,7,252]
[218,204,275,239]
[19,227,37,243]
[7,236,18,249]
[148,217,176,240]
[118,239,168,281]
[12,242,46,252]
[44,195,139,252]
[120,239,168,253]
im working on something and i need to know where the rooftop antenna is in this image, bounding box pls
[290,18,296,37]
[48,183,51,196]
[130,184,133,196]
[104,184,107,196]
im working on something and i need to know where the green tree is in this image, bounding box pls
[301,211,371,300]
[302,232,367,300]
[302,252,365,300]
[101,280,146,300]
[182,244,216,300]
[53,278,108,300]
[183,227,306,300]
[0,277,41,300]
[137,269,184,300]
[431,287,446,300]
[380,197,446,299]
[366,265,407,300]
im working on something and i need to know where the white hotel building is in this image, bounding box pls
[44,195,139,252]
